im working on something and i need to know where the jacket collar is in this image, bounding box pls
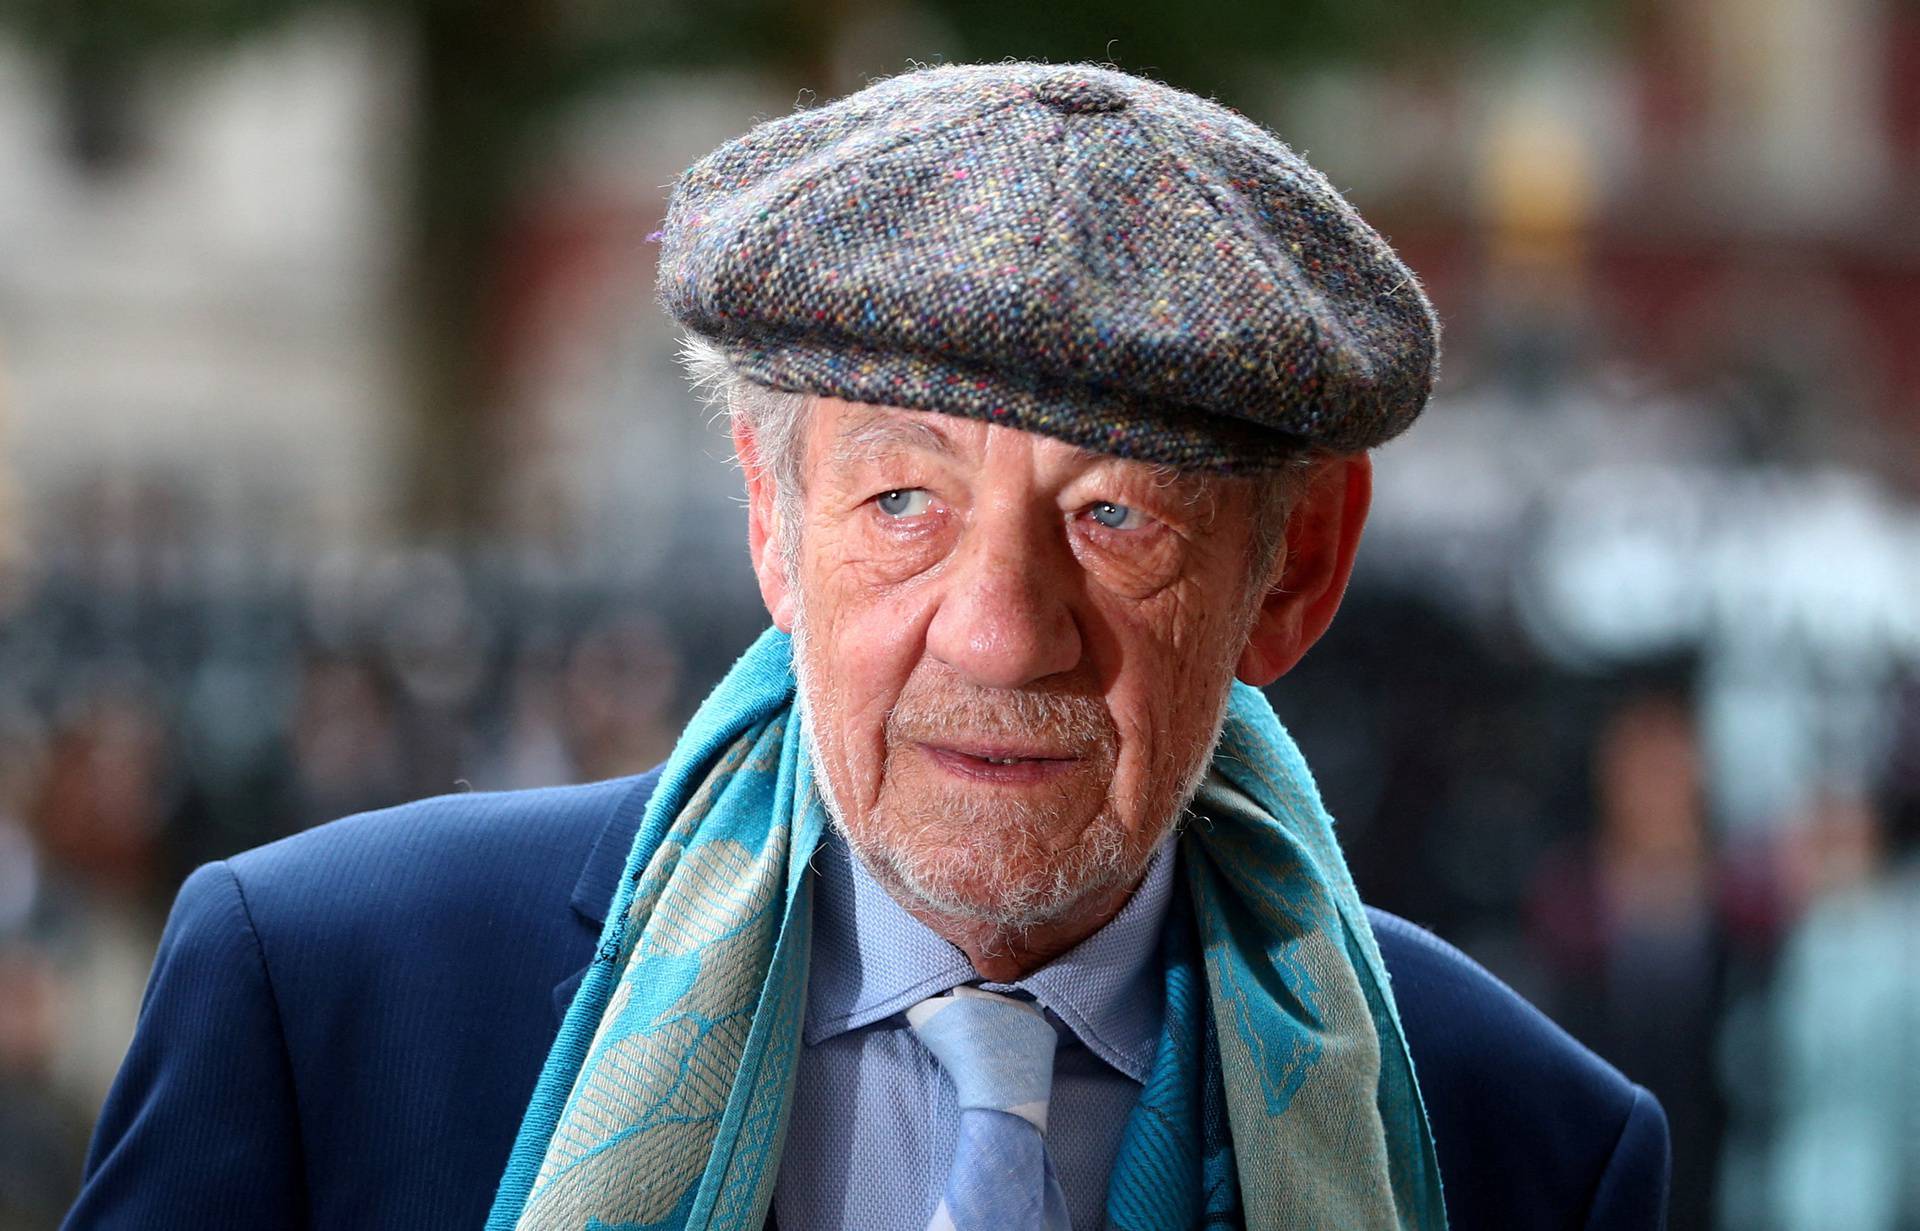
[553,766,662,1022]
[569,766,662,928]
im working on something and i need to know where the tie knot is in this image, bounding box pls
[907,987,1059,1131]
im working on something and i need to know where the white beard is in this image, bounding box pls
[788,601,1224,934]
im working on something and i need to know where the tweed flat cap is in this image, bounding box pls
[659,62,1438,470]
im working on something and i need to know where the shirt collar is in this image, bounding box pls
[804,825,1174,1083]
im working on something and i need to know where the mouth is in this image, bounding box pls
[917,741,1081,785]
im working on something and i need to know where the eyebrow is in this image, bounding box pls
[827,412,959,468]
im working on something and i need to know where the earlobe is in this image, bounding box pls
[755,535,797,634]
[1234,454,1372,687]
[734,419,798,633]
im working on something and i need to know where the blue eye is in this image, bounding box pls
[876,489,932,517]
[1089,501,1143,530]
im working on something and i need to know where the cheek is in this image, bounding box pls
[1098,595,1246,792]
[800,569,939,793]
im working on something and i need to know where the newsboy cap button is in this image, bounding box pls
[1031,72,1130,114]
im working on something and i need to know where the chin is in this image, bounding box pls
[834,795,1151,932]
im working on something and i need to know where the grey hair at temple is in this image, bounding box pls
[681,334,812,570]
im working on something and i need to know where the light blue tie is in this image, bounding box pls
[906,986,1072,1231]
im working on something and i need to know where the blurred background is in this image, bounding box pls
[0,0,1916,1226]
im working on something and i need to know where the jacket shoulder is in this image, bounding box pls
[1368,907,1671,1231]
[81,774,663,1228]
[223,772,656,962]
[67,861,310,1228]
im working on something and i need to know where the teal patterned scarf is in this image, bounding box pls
[487,629,1446,1230]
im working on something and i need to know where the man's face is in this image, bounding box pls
[772,397,1275,930]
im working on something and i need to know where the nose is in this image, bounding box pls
[924,504,1083,689]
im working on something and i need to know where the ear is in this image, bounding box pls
[1235,453,1372,687]
[733,417,798,633]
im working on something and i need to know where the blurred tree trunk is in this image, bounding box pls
[396,0,840,541]
[398,1,540,539]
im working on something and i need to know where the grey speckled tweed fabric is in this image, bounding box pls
[658,61,1439,471]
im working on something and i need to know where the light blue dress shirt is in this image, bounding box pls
[773,827,1177,1230]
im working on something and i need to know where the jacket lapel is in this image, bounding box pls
[551,766,662,1023]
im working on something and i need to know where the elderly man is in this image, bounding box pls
[68,64,1667,1230]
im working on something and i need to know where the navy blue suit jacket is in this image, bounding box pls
[67,771,1669,1229]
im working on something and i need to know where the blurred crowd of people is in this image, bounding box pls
[0,481,767,1227]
